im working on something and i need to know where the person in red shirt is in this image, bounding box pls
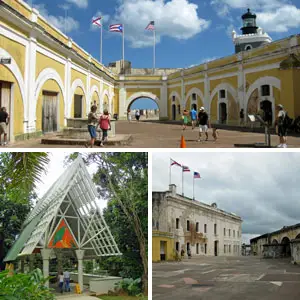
[99,109,111,147]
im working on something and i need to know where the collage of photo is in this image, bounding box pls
[1,0,300,299]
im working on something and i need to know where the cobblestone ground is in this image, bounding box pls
[8,120,300,148]
[152,256,300,300]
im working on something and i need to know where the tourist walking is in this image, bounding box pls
[181,249,185,259]
[58,272,64,294]
[198,107,209,142]
[0,107,9,146]
[239,109,245,127]
[63,269,71,292]
[182,110,189,130]
[99,109,111,147]
[275,104,288,148]
[190,107,197,129]
[85,105,98,148]
[127,109,132,122]
[135,110,140,122]
[212,126,219,142]
[187,249,191,259]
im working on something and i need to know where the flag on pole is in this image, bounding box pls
[145,21,155,30]
[182,166,190,172]
[109,24,123,33]
[194,172,201,179]
[92,17,102,27]
[171,158,181,167]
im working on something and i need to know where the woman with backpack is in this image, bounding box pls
[99,109,111,147]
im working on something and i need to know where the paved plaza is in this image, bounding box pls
[152,256,300,300]
[8,120,300,148]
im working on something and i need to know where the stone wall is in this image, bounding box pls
[262,244,285,258]
[291,239,300,264]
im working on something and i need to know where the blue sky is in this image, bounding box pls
[27,0,300,70]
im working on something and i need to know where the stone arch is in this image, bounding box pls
[34,68,66,117]
[281,236,291,257]
[70,79,86,117]
[102,90,111,112]
[184,87,205,109]
[90,85,100,109]
[296,233,300,239]
[245,76,281,124]
[271,239,279,244]
[127,91,160,110]
[169,91,181,121]
[0,47,26,120]
[209,83,238,123]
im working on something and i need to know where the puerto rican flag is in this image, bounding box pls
[194,172,201,179]
[92,17,102,28]
[171,158,181,167]
[109,24,123,33]
[182,166,190,172]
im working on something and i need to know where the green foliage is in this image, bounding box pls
[116,278,142,296]
[0,269,54,300]
[84,260,94,274]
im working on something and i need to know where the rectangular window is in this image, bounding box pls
[196,222,199,232]
[205,243,207,254]
[261,85,270,96]
[224,245,226,254]
[204,224,207,233]
[172,95,175,102]
[192,93,197,101]
[196,243,199,254]
[220,90,226,99]
[224,228,226,236]
[214,224,217,234]
[237,231,239,238]
[176,242,180,252]
[187,220,190,231]
[176,218,179,229]
[229,245,231,253]
[233,230,235,238]
[229,229,231,237]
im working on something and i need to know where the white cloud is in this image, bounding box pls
[66,0,88,9]
[211,0,300,33]
[112,0,210,48]
[34,3,79,33]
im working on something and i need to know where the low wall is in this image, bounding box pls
[262,244,285,258]
[90,276,122,295]
[291,239,300,264]
[69,273,106,285]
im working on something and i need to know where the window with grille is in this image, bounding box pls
[261,85,270,96]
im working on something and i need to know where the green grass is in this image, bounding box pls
[99,296,148,300]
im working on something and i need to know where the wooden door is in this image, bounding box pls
[42,92,58,133]
[0,81,11,141]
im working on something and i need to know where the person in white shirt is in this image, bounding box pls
[63,270,71,292]
[58,272,64,294]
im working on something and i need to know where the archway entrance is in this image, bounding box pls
[281,237,291,257]
[219,103,227,124]
[214,241,218,256]
[260,100,272,125]
[74,95,83,118]
[42,91,58,133]
[128,97,159,121]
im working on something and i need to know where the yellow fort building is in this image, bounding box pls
[1,0,300,142]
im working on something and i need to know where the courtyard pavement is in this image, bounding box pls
[152,256,300,300]
[7,120,300,148]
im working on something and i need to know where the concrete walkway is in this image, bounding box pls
[56,295,99,300]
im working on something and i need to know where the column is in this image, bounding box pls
[29,255,34,272]
[160,80,168,120]
[181,71,185,108]
[119,82,127,120]
[204,69,210,115]
[64,57,72,123]
[100,79,104,112]
[41,249,52,288]
[75,249,85,293]
[87,70,91,115]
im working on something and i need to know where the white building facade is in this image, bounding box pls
[153,185,242,257]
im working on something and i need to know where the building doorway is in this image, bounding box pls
[172,104,176,120]
[281,237,291,257]
[219,103,227,124]
[260,100,272,125]
[214,241,218,256]
[191,103,197,111]
[42,91,58,133]
[74,95,83,118]
[160,241,166,261]
[0,81,12,141]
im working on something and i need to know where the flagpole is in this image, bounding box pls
[153,29,156,74]
[122,24,125,74]
[193,176,195,200]
[169,158,171,185]
[100,24,103,64]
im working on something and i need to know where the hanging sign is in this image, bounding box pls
[0,58,11,64]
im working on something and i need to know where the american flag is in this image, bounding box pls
[171,158,181,167]
[109,24,123,33]
[182,166,190,172]
[145,21,155,31]
[194,172,201,179]
[92,17,102,27]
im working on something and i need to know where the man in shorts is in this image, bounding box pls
[190,107,197,129]
[198,107,209,142]
[0,107,9,146]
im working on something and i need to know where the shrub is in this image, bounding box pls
[116,277,142,296]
